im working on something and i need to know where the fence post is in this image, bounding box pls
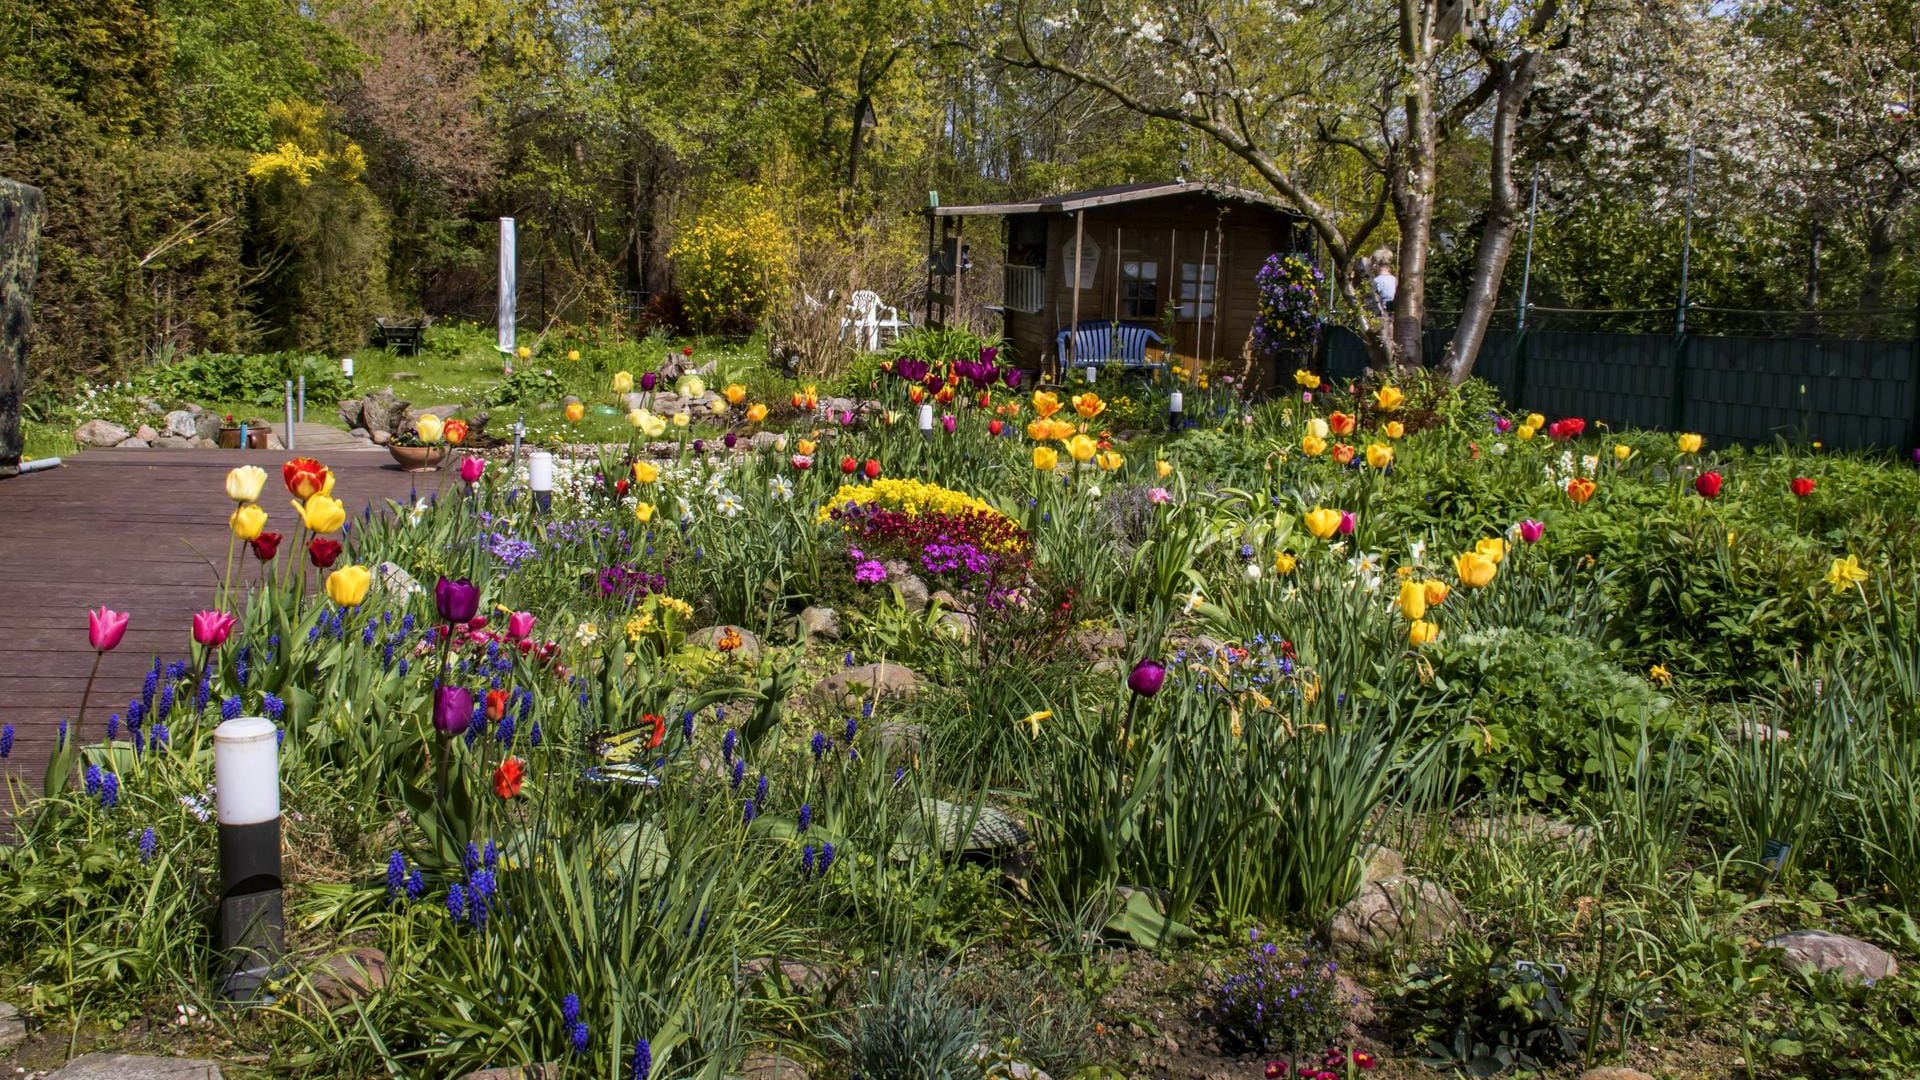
[1511,324,1530,408]
[1668,331,1691,432]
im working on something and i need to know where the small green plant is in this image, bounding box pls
[1204,931,1349,1054]
[832,965,983,1080]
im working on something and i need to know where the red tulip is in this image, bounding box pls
[645,712,666,749]
[863,459,880,479]
[790,454,813,470]
[615,478,630,497]
[507,611,536,641]
[988,419,1004,436]
[192,609,237,649]
[250,531,283,561]
[486,688,510,723]
[493,756,525,799]
[282,457,331,499]
[1790,476,1815,498]
[307,537,342,569]
[88,607,130,652]
[1694,471,1723,499]
[681,346,694,357]
[841,456,858,474]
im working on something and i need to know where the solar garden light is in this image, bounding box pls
[529,450,555,512]
[1168,389,1184,432]
[213,716,284,1004]
[341,356,354,385]
[917,403,934,440]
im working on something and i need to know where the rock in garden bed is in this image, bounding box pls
[1327,874,1465,955]
[815,662,921,708]
[1765,929,1897,983]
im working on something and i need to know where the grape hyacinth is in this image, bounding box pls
[631,1037,652,1080]
[138,826,158,862]
[0,723,13,758]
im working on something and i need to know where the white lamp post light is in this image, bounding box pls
[214,716,283,1003]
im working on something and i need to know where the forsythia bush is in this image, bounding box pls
[669,195,791,332]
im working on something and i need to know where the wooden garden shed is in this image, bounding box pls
[924,181,1313,392]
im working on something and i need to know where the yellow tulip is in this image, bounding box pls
[626,408,645,428]
[229,503,268,540]
[1301,434,1327,456]
[1366,442,1394,469]
[1476,537,1508,565]
[225,465,267,503]
[1677,432,1704,454]
[797,438,816,456]
[1156,459,1173,479]
[1026,419,1052,442]
[1197,375,1209,390]
[1385,421,1405,439]
[1072,392,1105,419]
[1031,391,1062,418]
[293,493,346,534]
[1032,445,1059,471]
[632,461,660,484]
[1516,424,1536,441]
[1826,554,1869,593]
[1306,417,1330,439]
[1525,413,1545,430]
[724,383,748,406]
[325,565,372,608]
[1304,507,1342,540]
[1453,550,1497,588]
[1374,385,1405,412]
[1613,444,1633,461]
[671,411,690,428]
[1397,578,1427,620]
[1408,619,1439,646]
[634,501,655,524]
[707,398,729,416]
[1064,433,1097,462]
[516,345,531,360]
[746,403,769,423]
[612,371,634,394]
[1422,579,1450,607]
[415,413,445,444]
[567,349,580,362]
[1095,450,1124,471]
[1293,369,1320,389]
[1273,551,1297,574]
[565,402,586,424]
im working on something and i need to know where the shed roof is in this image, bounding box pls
[929,180,1292,217]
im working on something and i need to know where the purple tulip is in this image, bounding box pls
[980,346,998,366]
[1338,511,1356,536]
[1002,368,1023,389]
[434,685,474,736]
[1518,519,1544,544]
[640,371,658,392]
[1496,417,1513,433]
[692,439,705,453]
[434,577,481,624]
[723,432,738,449]
[1127,659,1167,698]
[839,410,854,426]
[941,414,957,434]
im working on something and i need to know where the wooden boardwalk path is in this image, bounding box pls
[0,448,436,824]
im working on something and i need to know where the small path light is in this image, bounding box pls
[529,450,555,512]
[1168,390,1184,432]
[214,716,284,1004]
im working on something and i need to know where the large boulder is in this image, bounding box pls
[796,606,842,642]
[74,419,129,447]
[816,662,921,708]
[360,387,409,435]
[882,560,930,611]
[1766,930,1898,984]
[47,1055,224,1079]
[1328,874,1465,955]
[163,409,199,439]
[337,397,365,428]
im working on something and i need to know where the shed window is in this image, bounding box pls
[1177,262,1216,320]
[1122,261,1159,318]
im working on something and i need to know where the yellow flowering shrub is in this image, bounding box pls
[668,193,792,331]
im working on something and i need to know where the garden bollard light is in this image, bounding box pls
[917,403,933,440]
[214,716,284,1004]
[297,375,306,423]
[529,450,554,512]
[284,380,296,452]
[341,356,354,385]
[1169,390,1184,432]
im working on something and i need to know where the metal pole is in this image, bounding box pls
[296,375,305,424]
[1677,145,1696,337]
[1069,210,1085,381]
[1516,171,1540,333]
[283,380,295,452]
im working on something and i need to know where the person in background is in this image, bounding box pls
[1366,247,1397,344]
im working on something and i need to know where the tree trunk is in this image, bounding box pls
[0,178,44,478]
[1858,209,1896,315]
[1446,54,1537,384]
[846,94,872,192]
[1391,6,1440,371]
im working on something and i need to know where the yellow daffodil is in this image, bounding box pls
[565,402,586,424]
[632,461,660,484]
[1385,421,1405,439]
[1301,434,1327,456]
[1304,507,1342,540]
[1649,664,1673,686]
[293,493,346,534]
[724,383,748,405]
[1453,550,1497,588]
[1018,709,1052,738]
[229,503,268,540]
[1613,444,1633,461]
[325,565,372,608]
[516,345,531,360]
[414,413,445,444]
[1475,537,1508,565]
[1032,446,1059,471]
[1273,551,1297,574]
[1422,579,1450,607]
[1072,392,1106,419]
[1064,433,1097,462]
[1095,450,1124,471]
[747,403,769,423]
[1677,432,1704,454]
[225,465,267,503]
[1397,578,1427,620]
[1293,369,1320,389]
[634,501,655,523]
[1374,385,1405,412]
[1409,619,1439,646]
[611,371,634,394]
[1826,554,1869,593]
[1366,442,1394,469]
[1156,459,1173,478]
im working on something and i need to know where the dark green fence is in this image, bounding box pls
[1323,325,1920,451]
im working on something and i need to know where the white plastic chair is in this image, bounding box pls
[841,290,908,352]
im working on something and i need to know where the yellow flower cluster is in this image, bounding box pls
[817,477,1023,550]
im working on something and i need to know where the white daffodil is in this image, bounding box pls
[715,491,743,518]
[768,476,793,501]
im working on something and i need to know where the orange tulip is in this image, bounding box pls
[565,402,586,424]
[1331,443,1356,465]
[1329,411,1356,435]
[1566,476,1596,504]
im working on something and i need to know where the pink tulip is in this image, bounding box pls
[941,414,957,434]
[1518,519,1544,544]
[507,611,536,642]
[88,607,129,652]
[192,609,237,649]
[1337,511,1356,536]
[459,456,486,485]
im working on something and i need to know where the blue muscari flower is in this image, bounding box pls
[530,721,543,748]
[236,646,251,687]
[106,713,120,740]
[308,626,321,643]
[100,772,119,809]
[742,797,756,825]
[401,613,416,634]
[263,693,285,720]
[730,760,745,789]
[818,842,835,873]
[496,712,516,744]
[722,728,738,763]
[383,643,396,670]
[845,717,859,742]
[158,684,175,721]
[844,650,854,667]
[861,699,874,719]
[465,842,482,873]
[490,674,502,689]
[681,710,695,742]
[166,659,190,680]
[714,705,725,724]
[58,719,67,746]
[447,883,467,923]
[466,884,490,927]
[405,869,425,899]
[632,1038,651,1080]
[801,844,816,874]
[276,727,285,747]
[811,732,828,759]
[464,720,479,748]
[387,851,407,898]
[484,839,499,871]
[132,726,147,754]
[569,1021,590,1054]
[194,673,211,713]
[798,803,812,832]
[85,764,102,796]
[221,696,243,721]
[0,723,12,758]
[138,826,157,863]
[577,690,590,710]
[142,667,159,707]
[399,658,411,676]
[561,993,581,1025]
[519,692,533,722]
[127,699,146,725]
[150,723,170,748]
[755,773,768,803]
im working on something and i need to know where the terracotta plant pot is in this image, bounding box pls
[388,444,449,472]
[218,426,242,449]
[247,425,272,449]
